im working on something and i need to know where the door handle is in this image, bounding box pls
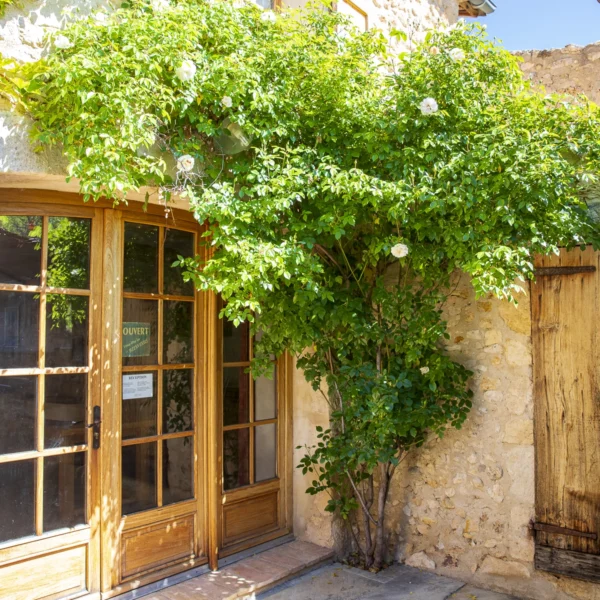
[87,406,102,449]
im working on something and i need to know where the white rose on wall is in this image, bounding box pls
[54,35,73,50]
[221,96,233,108]
[420,366,430,375]
[176,60,197,82]
[420,97,438,115]
[449,48,466,61]
[177,155,195,172]
[391,243,409,258]
[261,10,276,22]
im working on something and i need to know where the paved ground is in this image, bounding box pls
[259,562,520,600]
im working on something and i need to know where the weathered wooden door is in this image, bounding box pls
[532,247,600,582]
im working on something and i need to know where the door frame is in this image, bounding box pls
[0,188,294,598]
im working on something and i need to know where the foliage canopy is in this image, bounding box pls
[4,0,600,567]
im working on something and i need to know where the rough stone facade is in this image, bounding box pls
[517,41,600,105]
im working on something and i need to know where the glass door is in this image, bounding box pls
[111,218,205,587]
[0,208,101,600]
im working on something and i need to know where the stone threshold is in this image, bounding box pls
[135,540,335,600]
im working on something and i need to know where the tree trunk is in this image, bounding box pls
[373,462,391,570]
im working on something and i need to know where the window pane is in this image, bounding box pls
[164,301,193,364]
[163,369,193,434]
[223,367,250,426]
[255,368,277,421]
[122,371,157,440]
[164,229,194,297]
[0,376,36,454]
[0,460,35,543]
[223,319,249,363]
[122,443,157,515]
[46,295,89,368]
[223,428,249,491]
[43,452,86,532]
[45,374,87,448]
[122,299,158,366]
[0,292,39,369]
[123,223,158,293]
[163,437,193,505]
[47,217,91,290]
[255,424,277,482]
[0,215,41,286]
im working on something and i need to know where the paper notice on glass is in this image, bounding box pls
[122,373,153,400]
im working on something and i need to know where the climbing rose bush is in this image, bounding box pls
[4,0,600,569]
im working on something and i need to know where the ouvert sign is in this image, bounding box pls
[122,321,151,357]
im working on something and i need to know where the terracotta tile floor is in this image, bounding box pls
[142,541,335,600]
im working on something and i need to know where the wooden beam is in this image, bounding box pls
[536,546,600,583]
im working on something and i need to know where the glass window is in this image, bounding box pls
[122,371,157,440]
[163,437,193,505]
[255,424,277,482]
[122,443,157,514]
[123,223,158,293]
[47,217,91,290]
[164,229,194,297]
[223,428,250,491]
[163,369,193,434]
[223,319,250,363]
[46,295,89,368]
[0,216,42,286]
[45,374,87,448]
[122,299,158,366]
[0,460,36,543]
[254,368,277,421]
[0,292,39,369]
[223,367,250,426]
[163,301,193,364]
[0,376,37,454]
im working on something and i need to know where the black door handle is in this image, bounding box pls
[87,406,101,449]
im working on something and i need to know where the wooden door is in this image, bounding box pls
[0,203,102,599]
[217,313,292,558]
[532,247,600,583]
[100,211,208,595]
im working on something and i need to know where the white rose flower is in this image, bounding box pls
[175,60,197,82]
[261,10,276,22]
[420,366,430,375]
[221,96,233,108]
[94,12,108,25]
[419,97,438,115]
[429,46,440,55]
[151,0,170,10]
[54,35,73,50]
[85,147,93,157]
[449,47,465,61]
[391,243,409,258]
[177,154,195,173]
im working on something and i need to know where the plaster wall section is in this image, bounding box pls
[516,41,600,105]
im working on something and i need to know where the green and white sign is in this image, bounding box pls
[122,322,151,357]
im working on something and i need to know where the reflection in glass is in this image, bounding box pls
[255,368,277,421]
[163,437,193,505]
[122,299,158,367]
[163,369,193,433]
[122,371,157,440]
[223,367,250,426]
[164,229,194,297]
[43,452,86,532]
[0,215,41,286]
[163,301,193,364]
[123,223,158,293]
[45,374,87,448]
[0,376,36,454]
[122,443,157,514]
[46,295,89,368]
[47,217,91,290]
[0,460,35,543]
[223,428,249,490]
[223,319,249,363]
[255,424,277,482]
[0,292,39,369]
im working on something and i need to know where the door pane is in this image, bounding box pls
[0,376,36,454]
[0,292,39,369]
[43,452,86,532]
[255,368,277,421]
[223,367,250,426]
[46,295,89,368]
[0,215,41,286]
[163,369,193,433]
[164,301,193,364]
[164,229,194,297]
[123,223,158,293]
[45,374,87,448]
[47,217,91,290]
[223,428,249,490]
[163,437,193,505]
[122,371,157,440]
[122,299,158,366]
[223,319,249,363]
[255,424,277,482]
[122,443,157,514]
[0,460,35,543]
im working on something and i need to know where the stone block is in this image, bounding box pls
[478,556,530,579]
[502,418,533,445]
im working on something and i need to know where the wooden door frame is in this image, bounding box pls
[0,193,103,599]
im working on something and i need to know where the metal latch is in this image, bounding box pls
[87,406,102,450]
[532,521,597,540]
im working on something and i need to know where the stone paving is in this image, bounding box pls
[259,562,521,600]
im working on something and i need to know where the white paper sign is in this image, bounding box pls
[123,373,153,400]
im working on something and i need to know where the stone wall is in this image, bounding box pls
[517,41,600,105]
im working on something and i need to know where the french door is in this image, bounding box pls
[0,203,102,599]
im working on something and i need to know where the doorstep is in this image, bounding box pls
[139,540,335,600]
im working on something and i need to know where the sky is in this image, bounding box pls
[474,0,600,52]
